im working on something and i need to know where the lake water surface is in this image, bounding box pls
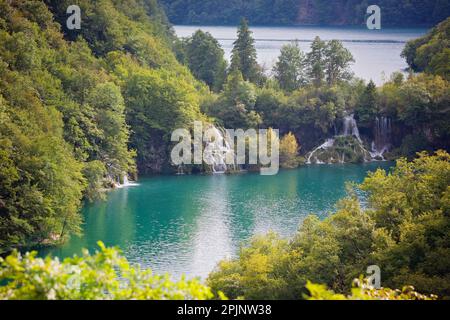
[174,25,428,85]
[40,162,393,280]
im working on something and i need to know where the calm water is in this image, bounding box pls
[39,162,393,280]
[174,25,428,85]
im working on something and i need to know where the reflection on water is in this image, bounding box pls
[39,162,393,279]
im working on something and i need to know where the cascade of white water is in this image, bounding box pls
[370,116,392,160]
[115,174,139,188]
[203,126,236,173]
[176,165,185,175]
[342,114,362,142]
[306,138,335,164]
[306,114,373,164]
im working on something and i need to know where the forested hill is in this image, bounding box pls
[0,0,207,251]
[160,0,450,26]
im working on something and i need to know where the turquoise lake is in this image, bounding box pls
[40,162,393,280]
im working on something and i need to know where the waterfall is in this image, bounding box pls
[115,174,139,188]
[306,114,372,164]
[342,114,362,142]
[370,116,392,160]
[176,165,185,175]
[306,139,335,164]
[203,126,236,174]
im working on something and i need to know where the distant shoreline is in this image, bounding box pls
[171,23,435,29]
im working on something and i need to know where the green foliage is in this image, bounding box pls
[208,152,450,299]
[121,64,206,173]
[360,151,450,297]
[306,37,354,87]
[86,82,135,178]
[402,17,450,80]
[273,42,307,92]
[182,30,227,92]
[306,279,437,300]
[82,161,107,203]
[378,73,450,151]
[356,80,378,126]
[324,40,354,86]
[160,0,450,27]
[307,37,327,87]
[0,0,208,251]
[207,233,290,300]
[279,132,301,168]
[0,94,85,250]
[207,70,262,129]
[0,242,216,300]
[231,18,262,84]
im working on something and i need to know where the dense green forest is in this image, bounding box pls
[160,0,450,26]
[0,0,449,300]
[1,0,449,255]
[402,17,450,80]
[0,0,207,251]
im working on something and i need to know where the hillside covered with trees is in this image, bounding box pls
[402,17,450,80]
[160,0,450,26]
[0,0,449,301]
[1,1,449,254]
[0,0,207,252]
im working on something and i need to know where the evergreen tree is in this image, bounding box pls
[307,37,327,87]
[273,41,307,92]
[231,18,261,84]
[356,80,378,126]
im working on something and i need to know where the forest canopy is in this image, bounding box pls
[0,0,207,251]
[160,0,450,26]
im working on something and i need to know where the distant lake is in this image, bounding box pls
[174,25,428,85]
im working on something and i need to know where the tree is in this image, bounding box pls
[184,30,227,91]
[279,132,300,168]
[429,48,450,80]
[86,82,135,179]
[306,37,327,87]
[402,17,450,80]
[208,69,262,129]
[273,41,307,92]
[356,80,378,126]
[230,18,261,84]
[324,40,354,86]
[123,67,205,173]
